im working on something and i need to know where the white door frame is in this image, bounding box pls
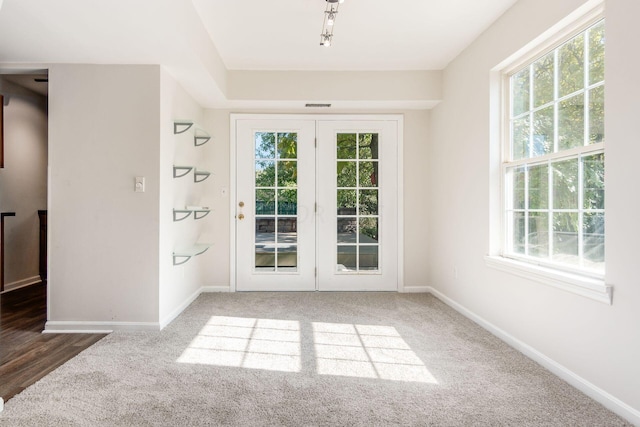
[230,113,404,292]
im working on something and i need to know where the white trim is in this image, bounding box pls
[0,275,41,293]
[230,115,238,292]
[427,286,639,426]
[396,117,405,292]
[44,321,160,333]
[401,286,430,293]
[485,255,611,304]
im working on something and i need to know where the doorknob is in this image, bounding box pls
[238,213,245,220]
[239,201,245,207]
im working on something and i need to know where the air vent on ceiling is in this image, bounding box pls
[305,103,331,108]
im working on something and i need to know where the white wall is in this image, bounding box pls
[159,68,214,326]
[47,64,161,328]
[0,93,47,289]
[427,0,640,421]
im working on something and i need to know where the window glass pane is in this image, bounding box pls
[277,219,297,244]
[512,116,530,160]
[589,85,605,144]
[277,161,297,187]
[277,133,297,159]
[337,162,357,187]
[583,213,604,266]
[533,52,554,108]
[277,189,297,215]
[360,246,379,271]
[589,21,605,85]
[553,212,579,264]
[337,218,357,243]
[513,211,525,254]
[552,159,579,209]
[528,164,548,209]
[337,246,357,271]
[255,160,275,187]
[359,162,378,187]
[512,68,530,117]
[512,167,526,210]
[359,218,379,243]
[337,189,357,215]
[528,212,549,258]
[583,153,604,210]
[337,133,357,159]
[532,105,554,156]
[558,94,585,151]
[558,33,585,97]
[255,132,275,159]
[359,133,378,160]
[359,190,378,215]
[256,189,275,215]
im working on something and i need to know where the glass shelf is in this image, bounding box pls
[173,120,194,135]
[173,165,193,178]
[173,244,212,266]
[173,207,211,221]
[174,120,211,146]
[194,169,211,183]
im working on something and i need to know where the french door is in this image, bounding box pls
[234,116,399,291]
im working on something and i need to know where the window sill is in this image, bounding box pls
[484,256,612,305]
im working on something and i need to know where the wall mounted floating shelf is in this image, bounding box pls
[174,119,211,146]
[194,128,211,146]
[193,169,211,183]
[173,165,193,178]
[173,120,194,135]
[173,207,211,221]
[173,243,212,265]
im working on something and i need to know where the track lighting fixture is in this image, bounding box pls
[320,0,345,47]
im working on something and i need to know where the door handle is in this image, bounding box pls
[237,201,245,220]
[238,213,245,220]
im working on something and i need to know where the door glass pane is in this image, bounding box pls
[277,132,297,159]
[277,246,297,269]
[337,134,357,159]
[277,189,297,215]
[277,161,297,187]
[255,132,275,159]
[256,218,275,244]
[359,162,378,187]
[337,218,357,243]
[255,160,275,187]
[337,190,357,215]
[359,246,379,271]
[278,219,297,244]
[337,162,357,187]
[359,133,378,160]
[359,190,378,215]
[337,246,357,271]
[256,189,275,215]
[255,250,275,270]
[359,218,378,243]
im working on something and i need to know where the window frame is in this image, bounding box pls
[488,7,611,305]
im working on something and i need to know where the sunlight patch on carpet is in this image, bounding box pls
[313,322,438,383]
[176,316,301,373]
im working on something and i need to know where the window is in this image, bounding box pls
[503,20,605,278]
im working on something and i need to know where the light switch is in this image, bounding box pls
[135,176,145,193]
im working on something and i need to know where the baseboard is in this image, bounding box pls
[2,275,41,293]
[400,285,430,293]
[426,286,640,426]
[159,287,203,330]
[44,320,161,334]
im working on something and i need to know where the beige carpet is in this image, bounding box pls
[0,292,631,426]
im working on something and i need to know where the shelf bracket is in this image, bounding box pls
[194,209,211,220]
[174,120,194,135]
[173,166,193,178]
[194,170,211,183]
[173,209,193,222]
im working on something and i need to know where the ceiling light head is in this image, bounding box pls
[320,31,332,47]
[326,10,336,26]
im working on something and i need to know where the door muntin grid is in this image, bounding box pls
[336,133,380,273]
[254,132,299,272]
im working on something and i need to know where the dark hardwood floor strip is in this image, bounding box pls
[0,282,107,402]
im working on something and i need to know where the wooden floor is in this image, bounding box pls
[0,283,106,402]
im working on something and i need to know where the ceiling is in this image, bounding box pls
[193,0,518,71]
[0,0,519,105]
